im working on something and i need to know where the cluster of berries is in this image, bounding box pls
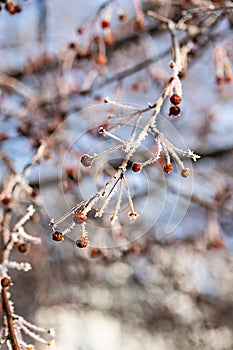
[52,211,88,248]
[169,93,182,117]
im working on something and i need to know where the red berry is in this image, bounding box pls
[96,54,107,65]
[132,163,141,172]
[76,236,89,248]
[77,27,84,34]
[69,42,76,50]
[5,3,21,14]
[225,75,232,83]
[81,154,92,167]
[216,77,224,85]
[73,212,87,224]
[66,167,75,180]
[31,189,38,198]
[207,239,224,250]
[163,164,173,173]
[1,277,10,288]
[181,168,190,178]
[170,94,182,105]
[1,197,10,206]
[18,243,29,253]
[101,19,110,29]
[118,13,126,22]
[52,231,63,242]
[134,19,144,31]
[89,247,101,258]
[169,106,180,116]
[0,133,9,142]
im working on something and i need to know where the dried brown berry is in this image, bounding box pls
[170,94,182,105]
[206,239,224,250]
[216,77,224,85]
[1,277,10,288]
[225,75,232,82]
[76,236,89,248]
[105,33,113,46]
[89,247,101,258]
[81,154,93,167]
[134,19,144,31]
[66,167,75,180]
[101,19,110,29]
[169,106,181,116]
[96,54,107,65]
[132,163,141,172]
[181,168,190,178]
[52,231,63,242]
[69,42,76,50]
[31,188,38,198]
[18,243,29,253]
[5,3,21,14]
[163,164,173,174]
[1,197,10,206]
[73,211,87,224]
[178,69,187,79]
[77,27,84,34]
[118,12,126,21]
[0,133,9,142]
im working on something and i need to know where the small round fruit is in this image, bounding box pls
[1,277,10,288]
[169,106,181,116]
[118,12,126,21]
[1,197,10,205]
[52,231,63,242]
[101,19,110,29]
[81,154,93,167]
[96,54,107,65]
[77,27,84,34]
[181,168,190,178]
[163,164,173,173]
[76,236,89,248]
[18,243,29,253]
[132,163,141,173]
[170,94,182,105]
[73,212,87,225]
[89,247,101,258]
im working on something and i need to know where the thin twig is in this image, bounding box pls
[1,287,20,350]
